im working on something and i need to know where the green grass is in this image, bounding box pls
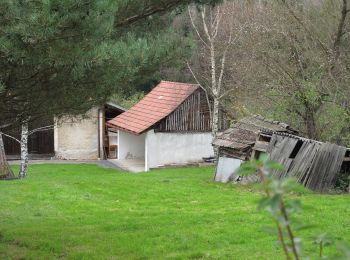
[0,164,349,259]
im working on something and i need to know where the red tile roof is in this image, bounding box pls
[106,81,199,135]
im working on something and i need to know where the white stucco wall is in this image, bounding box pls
[54,108,99,160]
[145,130,214,170]
[118,130,145,160]
[214,157,242,183]
[108,131,118,145]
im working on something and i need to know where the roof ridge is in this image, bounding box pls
[160,80,199,86]
[252,114,292,128]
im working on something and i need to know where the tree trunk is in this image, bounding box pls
[304,107,318,140]
[212,97,220,159]
[18,121,29,179]
[0,133,15,180]
[209,39,219,138]
[212,97,220,138]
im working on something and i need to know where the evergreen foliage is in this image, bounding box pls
[0,0,218,128]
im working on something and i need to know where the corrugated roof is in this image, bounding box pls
[212,115,298,150]
[106,81,199,135]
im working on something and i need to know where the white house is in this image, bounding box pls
[54,102,126,160]
[106,81,228,172]
[4,102,126,160]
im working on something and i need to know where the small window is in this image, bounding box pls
[259,134,271,142]
[254,151,267,160]
[289,140,303,159]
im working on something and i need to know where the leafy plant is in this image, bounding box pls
[313,233,333,259]
[238,155,350,259]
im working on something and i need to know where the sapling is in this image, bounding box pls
[238,155,349,259]
[313,233,333,259]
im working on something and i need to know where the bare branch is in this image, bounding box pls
[212,6,223,39]
[332,0,348,63]
[0,132,20,144]
[0,123,13,129]
[217,8,235,94]
[187,61,213,119]
[28,125,54,136]
[114,0,183,28]
[279,0,329,55]
[217,50,227,95]
[188,7,209,48]
[201,7,211,41]
[217,20,246,95]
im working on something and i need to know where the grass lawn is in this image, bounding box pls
[0,164,349,259]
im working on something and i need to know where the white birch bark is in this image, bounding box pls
[19,121,29,178]
[0,123,53,179]
[209,38,219,138]
[212,98,220,137]
[188,3,235,140]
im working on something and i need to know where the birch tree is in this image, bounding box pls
[187,1,248,137]
[18,121,29,179]
[0,123,54,178]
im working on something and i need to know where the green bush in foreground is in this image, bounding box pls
[239,156,350,260]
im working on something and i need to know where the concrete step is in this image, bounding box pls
[107,159,145,173]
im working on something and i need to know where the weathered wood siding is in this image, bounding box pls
[267,133,347,193]
[156,89,228,132]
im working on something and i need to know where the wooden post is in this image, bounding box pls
[0,133,15,180]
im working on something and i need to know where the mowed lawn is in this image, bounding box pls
[0,165,349,259]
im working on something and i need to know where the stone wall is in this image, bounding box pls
[54,108,99,160]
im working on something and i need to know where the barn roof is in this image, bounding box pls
[212,115,298,151]
[105,101,127,112]
[106,81,199,135]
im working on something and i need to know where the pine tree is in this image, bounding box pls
[0,0,219,178]
[0,134,15,180]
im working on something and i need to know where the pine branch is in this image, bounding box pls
[114,0,184,28]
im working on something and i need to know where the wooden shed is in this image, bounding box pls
[107,80,228,172]
[212,115,350,192]
[212,115,298,182]
[4,102,126,160]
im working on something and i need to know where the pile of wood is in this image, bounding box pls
[213,115,349,192]
[267,133,348,193]
[212,115,298,160]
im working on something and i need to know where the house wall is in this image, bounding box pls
[214,157,242,183]
[108,131,118,145]
[54,108,99,160]
[145,130,214,170]
[118,130,145,160]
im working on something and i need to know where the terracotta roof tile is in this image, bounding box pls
[106,81,199,135]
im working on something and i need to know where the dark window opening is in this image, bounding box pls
[289,140,303,159]
[259,134,271,142]
[105,106,123,121]
[336,161,350,192]
[254,151,267,160]
[345,150,350,158]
